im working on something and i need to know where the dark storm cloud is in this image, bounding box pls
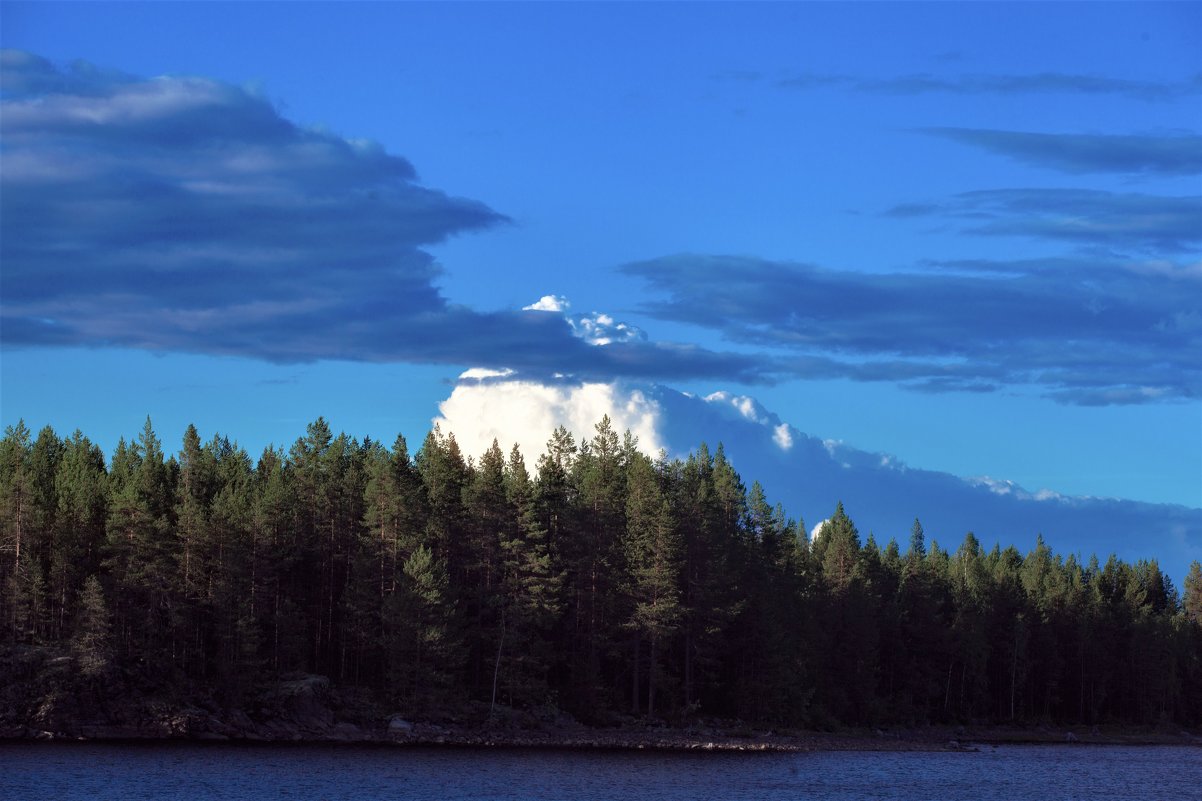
[922,128,1202,176]
[0,51,772,384]
[886,189,1202,253]
[620,254,1201,405]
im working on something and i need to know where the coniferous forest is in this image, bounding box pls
[2,416,1201,732]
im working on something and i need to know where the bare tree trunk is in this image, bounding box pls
[1010,631,1019,720]
[631,635,641,714]
[648,636,657,717]
[490,614,506,718]
[684,618,693,710]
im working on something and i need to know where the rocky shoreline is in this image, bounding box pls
[3,656,1198,753]
[5,710,1199,754]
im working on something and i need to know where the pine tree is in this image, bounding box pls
[21,427,64,637]
[949,532,990,719]
[1185,561,1202,624]
[395,543,461,707]
[485,444,563,711]
[0,421,33,635]
[175,424,212,602]
[103,418,177,666]
[566,415,627,713]
[416,425,469,585]
[623,451,682,716]
[253,445,303,675]
[355,434,426,688]
[50,431,108,640]
[894,517,953,721]
[73,575,112,678]
[815,502,878,723]
[908,518,926,562]
[675,443,740,716]
[464,440,508,696]
[206,437,257,682]
[11,556,48,642]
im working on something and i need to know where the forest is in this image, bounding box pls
[2,415,1201,729]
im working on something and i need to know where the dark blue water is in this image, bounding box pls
[2,742,1199,800]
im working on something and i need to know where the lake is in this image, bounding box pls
[2,742,1199,800]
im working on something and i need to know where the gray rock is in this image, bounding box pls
[330,722,364,742]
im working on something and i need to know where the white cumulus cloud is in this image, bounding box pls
[434,377,665,466]
[703,391,795,452]
[458,367,515,381]
[522,295,569,313]
[519,295,644,346]
[571,312,645,346]
[773,423,794,451]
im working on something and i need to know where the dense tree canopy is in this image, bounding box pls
[2,417,1199,727]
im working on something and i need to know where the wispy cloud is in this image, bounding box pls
[886,189,1202,253]
[922,128,1202,176]
[621,254,1201,405]
[0,51,771,384]
[773,70,1202,101]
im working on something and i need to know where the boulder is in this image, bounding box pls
[388,716,414,736]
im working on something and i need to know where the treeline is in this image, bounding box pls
[2,416,1201,727]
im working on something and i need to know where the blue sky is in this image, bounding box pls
[2,2,1200,524]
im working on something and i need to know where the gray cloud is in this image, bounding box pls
[0,50,772,384]
[886,189,1202,253]
[620,254,1202,405]
[922,128,1202,176]
[774,70,1202,101]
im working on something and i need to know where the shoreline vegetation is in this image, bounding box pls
[3,418,1201,746]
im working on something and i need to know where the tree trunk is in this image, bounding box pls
[631,635,641,714]
[490,614,506,718]
[648,636,657,717]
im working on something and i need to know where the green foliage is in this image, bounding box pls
[1,417,1199,727]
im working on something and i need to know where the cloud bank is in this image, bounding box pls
[0,50,767,384]
[434,376,1202,581]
